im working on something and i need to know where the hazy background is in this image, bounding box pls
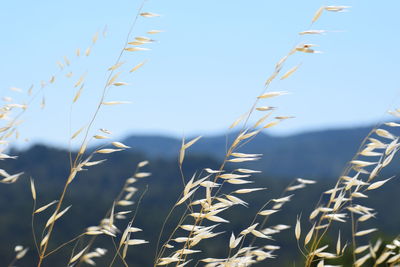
[1,0,400,147]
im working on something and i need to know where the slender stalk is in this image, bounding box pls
[7,257,17,267]
[37,173,71,267]
[36,1,150,265]
[44,234,85,258]
[109,186,148,267]
[31,198,39,255]
[350,199,357,263]
[108,238,128,267]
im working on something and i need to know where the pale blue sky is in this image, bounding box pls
[1,1,400,147]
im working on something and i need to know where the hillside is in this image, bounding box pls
[1,142,400,266]
[123,124,386,178]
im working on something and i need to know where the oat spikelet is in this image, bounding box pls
[74,73,86,88]
[299,30,327,35]
[295,216,301,240]
[111,141,130,149]
[148,30,163,34]
[305,223,316,245]
[312,7,324,23]
[336,231,341,255]
[71,126,85,140]
[229,233,237,249]
[113,82,129,86]
[258,209,278,216]
[69,246,89,264]
[280,64,301,80]
[107,72,121,86]
[257,91,289,99]
[102,101,131,105]
[229,112,247,129]
[140,12,161,17]
[138,160,149,168]
[176,187,198,206]
[367,177,392,190]
[35,200,58,214]
[40,234,49,248]
[94,134,108,139]
[78,142,88,155]
[263,120,281,129]
[125,239,149,245]
[96,148,123,154]
[253,112,273,128]
[256,106,275,111]
[184,136,202,149]
[179,137,185,165]
[135,172,151,178]
[324,6,351,12]
[108,61,126,71]
[84,159,107,167]
[85,47,91,56]
[45,205,71,228]
[30,178,36,200]
[355,228,378,237]
[73,85,84,103]
[130,61,146,73]
[16,247,28,259]
[64,56,70,66]
[92,32,99,44]
[124,47,150,52]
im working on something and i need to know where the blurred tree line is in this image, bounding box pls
[0,144,398,266]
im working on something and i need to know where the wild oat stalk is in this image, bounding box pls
[152,4,350,267]
[32,1,160,266]
[302,116,400,267]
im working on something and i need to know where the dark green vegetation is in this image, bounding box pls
[1,124,399,266]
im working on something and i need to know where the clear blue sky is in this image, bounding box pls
[1,1,400,147]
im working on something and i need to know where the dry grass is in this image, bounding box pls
[1,2,400,267]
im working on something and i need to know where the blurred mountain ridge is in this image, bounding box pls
[123,123,394,178]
